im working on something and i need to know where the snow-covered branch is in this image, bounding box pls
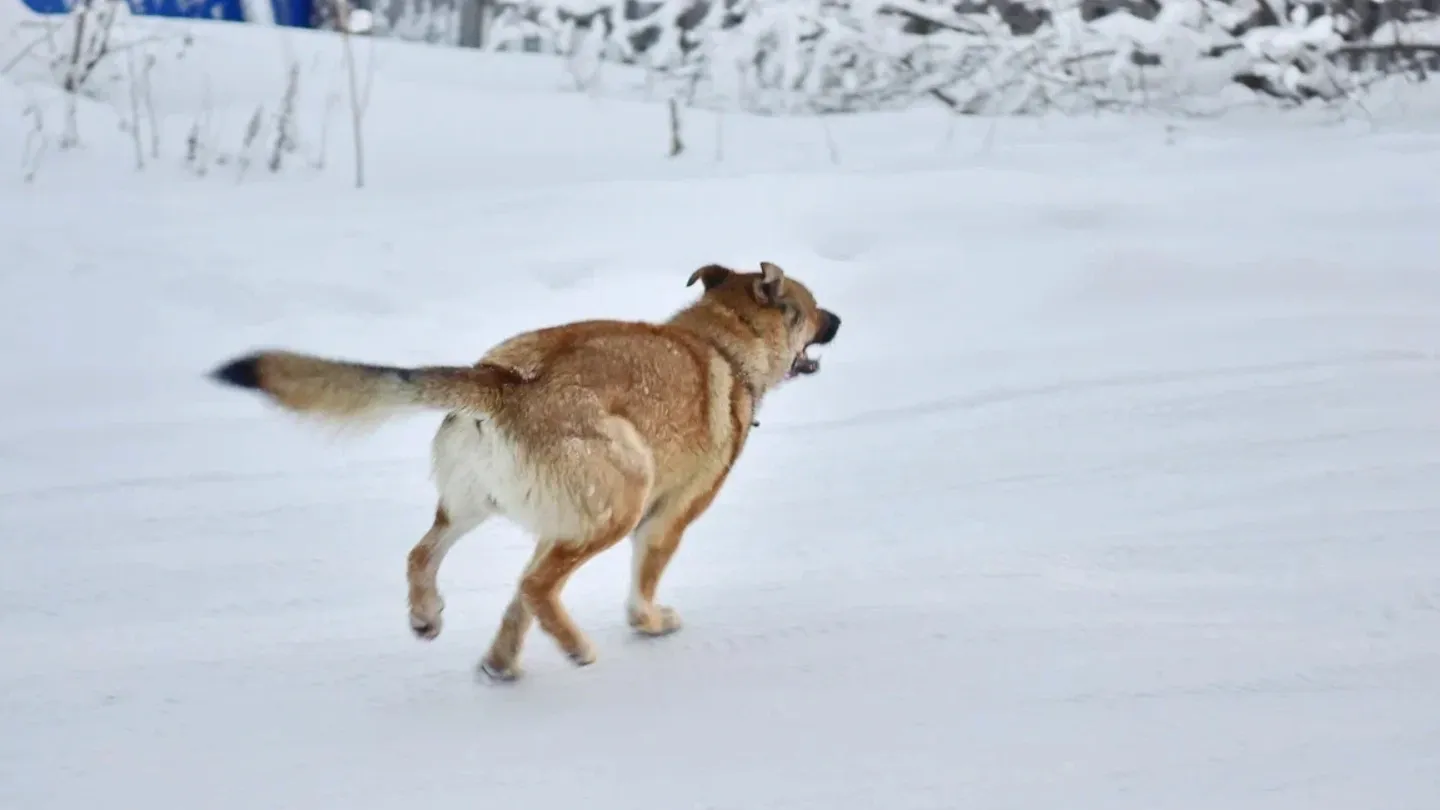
[442,0,1439,114]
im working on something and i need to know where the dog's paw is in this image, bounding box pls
[567,641,598,667]
[629,604,683,637]
[477,656,522,683]
[409,611,442,641]
[408,591,444,641]
[408,605,443,641]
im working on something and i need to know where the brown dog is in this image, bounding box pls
[209,261,841,681]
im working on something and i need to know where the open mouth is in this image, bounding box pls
[786,344,822,379]
[785,310,839,380]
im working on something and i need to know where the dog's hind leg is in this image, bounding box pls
[626,473,728,637]
[477,543,544,682]
[522,512,642,667]
[480,416,653,679]
[480,515,642,680]
[407,501,492,641]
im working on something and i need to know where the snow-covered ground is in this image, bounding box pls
[3,13,1440,810]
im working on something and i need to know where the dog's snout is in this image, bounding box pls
[814,310,841,344]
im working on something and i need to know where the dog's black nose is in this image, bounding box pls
[814,310,840,344]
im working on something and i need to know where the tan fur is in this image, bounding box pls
[210,260,841,681]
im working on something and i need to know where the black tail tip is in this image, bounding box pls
[210,354,263,390]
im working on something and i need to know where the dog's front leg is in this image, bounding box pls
[627,532,685,636]
[626,480,725,637]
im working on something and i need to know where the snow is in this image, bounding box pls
[4,12,1440,810]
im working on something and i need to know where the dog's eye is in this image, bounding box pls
[783,302,803,328]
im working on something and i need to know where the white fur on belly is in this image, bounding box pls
[430,416,592,541]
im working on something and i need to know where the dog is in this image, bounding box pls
[208,260,841,681]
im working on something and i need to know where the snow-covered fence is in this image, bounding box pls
[356,0,1440,112]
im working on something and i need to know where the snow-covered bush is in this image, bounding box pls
[443,0,1439,114]
[3,0,192,165]
[3,0,360,182]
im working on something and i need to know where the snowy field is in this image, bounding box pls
[4,11,1440,810]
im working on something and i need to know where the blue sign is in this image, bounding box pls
[18,0,314,27]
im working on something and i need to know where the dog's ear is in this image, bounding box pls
[753,261,786,307]
[686,264,731,290]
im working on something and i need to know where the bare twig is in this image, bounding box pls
[876,4,986,37]
[64,0,121,94]
[821,118,839,164]
[185,76,216,177]
[63,0,93,93]
[142,53,159,159]
[237,105,264,180]
[667,97,683,157]
[124,45,144,169]
[333,0,367,188]
[270,62,301,173]
[21,102,48,183]
[1,34,48,76]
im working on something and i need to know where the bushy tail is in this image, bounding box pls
[209,349,517,425]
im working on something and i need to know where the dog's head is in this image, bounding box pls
[686,261,841,388]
